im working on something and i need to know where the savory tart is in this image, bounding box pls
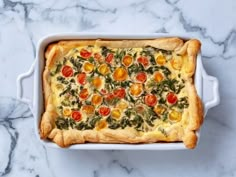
[40,38,203,149]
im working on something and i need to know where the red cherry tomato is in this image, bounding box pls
[166,92,178,104]
[145,94,157,107]
[79,88,89,100]
[105,93,115,104]
[77,73,86,85]
[72,111,82,121]
[136,72,147,83]
[105,53,114,64]
[113,88,126,99]
[99,106,111,116]
[61,65,73,77]
[80,49,92,59]
[101,89,107,95]
[137,56,149,67]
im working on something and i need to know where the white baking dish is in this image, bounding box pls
[16,33,220,150]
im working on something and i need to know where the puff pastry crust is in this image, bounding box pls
[40,37,203,149]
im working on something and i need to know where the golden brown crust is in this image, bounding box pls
[40,37,203,149]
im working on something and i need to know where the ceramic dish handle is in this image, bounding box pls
[16,60,36,110]
[202,69,220,116]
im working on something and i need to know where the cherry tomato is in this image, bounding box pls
[94,53,102,61]
[145,94,157,107]
[166,92,178,104]
[79,88,89,100]
[113,88,126,98]
[135,105,145,114]
[77,73,86,85]
[61,65,73,77]
[99,106,111,116]
[122,55,133,67]
[105,93,115,104]
[80,49,92,59]
[136,72,147,83]
[137,56,149,67]
[72,111,82,121]
[105,53,114,64]
[101,89,107,95]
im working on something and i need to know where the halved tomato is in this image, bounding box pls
[80,49,92,59]
[111,109,121,119]
[137,56,149,67]
[98,63,110,75]
[145,94,157,107]
[113,67,128,81]
[105,53,114,64]
[169,110,182,122]
[105,93,115,104]
[99,106,111,116]
[129,83,143,96]
[94,53,102,62]
[135,105,145,114]
[72,111,82,121]
[113,88,126,99]
[122,55,133,67]
[63,108,72,117]
[170,56,183,70]
[82,105,95,115]
[153,72,164,82]
[61,65,73,77]
[92,77,102,88]
[77,73,86,85]
[79,88,89,100]
[96,120,107,130]
[136,72,147,83]
[166,92,178,104]
[101,89,107,95]
[156,55,166,65]
[91,94,103,105]
[83,62,94,73]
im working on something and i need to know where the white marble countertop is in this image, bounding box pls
[0,0,236,176]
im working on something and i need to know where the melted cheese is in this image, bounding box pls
[49,45,189,134]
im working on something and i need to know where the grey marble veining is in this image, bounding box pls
[0,0,236,176]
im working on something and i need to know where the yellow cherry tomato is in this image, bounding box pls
[113,67,128,81]
[169,110,182,122]
[116,100,129,110]
[98,63,110,75]
[92,77,102,88]
[83,62,94,73]
[63,108,72,117]
[170,56,183,70]
[122,55,133,67]
[154,72,164,82]
[154,105,166,115]
[111,109,121,119]
[82,105,95,115]
[130,83,143,96]
[91,94,103,105]
[96,120,107,130]
[156,55,166,65]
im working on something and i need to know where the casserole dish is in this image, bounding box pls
[16,33,220,150]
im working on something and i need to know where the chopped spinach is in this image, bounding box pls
[55,117,69,130]
[59,85,71,97]
[177,97,189,109]
[101,46,114,56]
[57,76,69,84]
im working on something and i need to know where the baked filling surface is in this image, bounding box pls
[40,38,203,149]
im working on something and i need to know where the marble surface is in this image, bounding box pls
[0,0,236,176]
